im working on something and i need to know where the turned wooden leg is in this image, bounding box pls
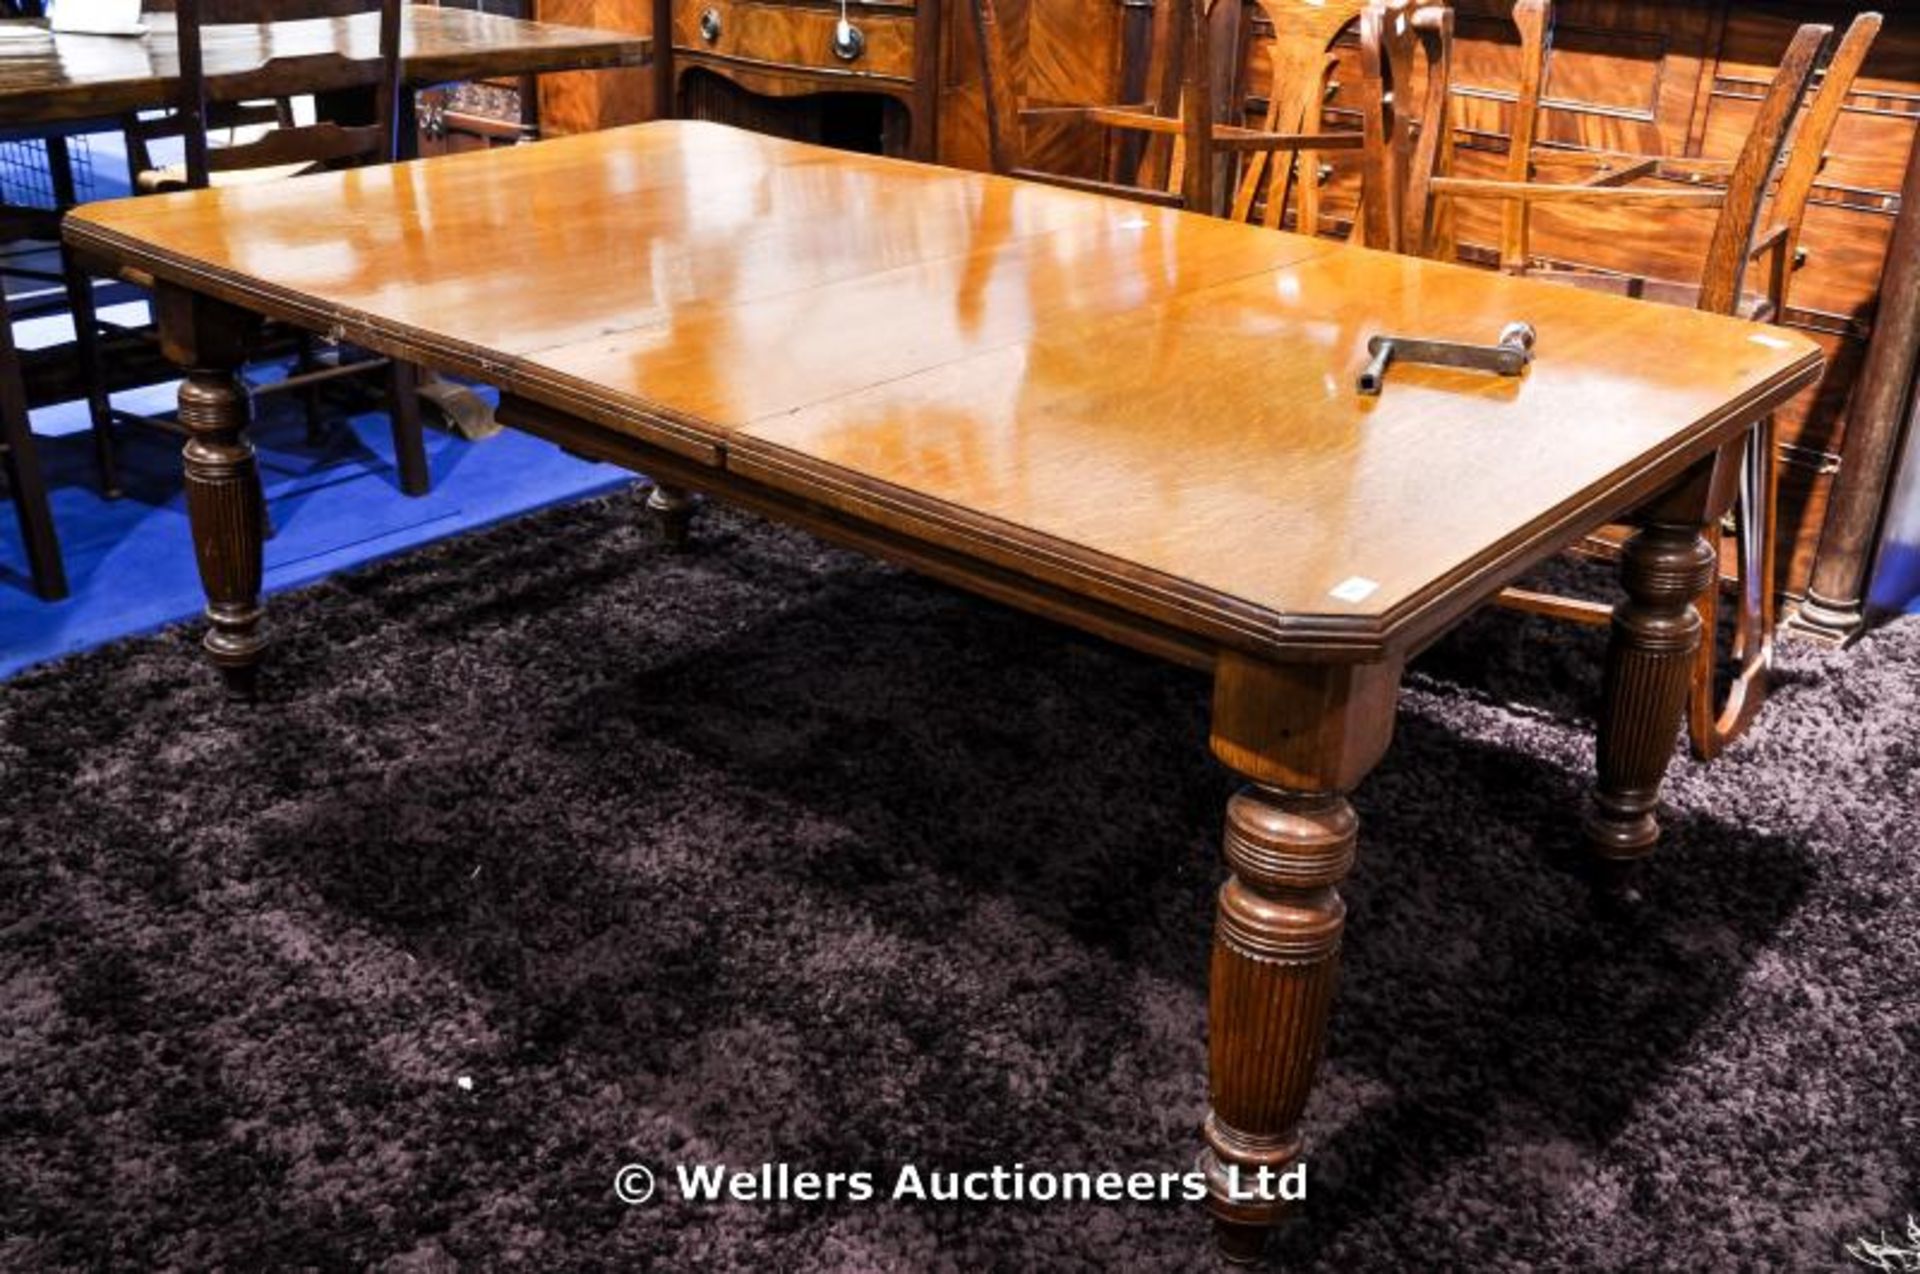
[159,286,265,695]
[1202,786,1354,1261]
[1202,654,1401,1261]
[1587,511,1718,866]
[647,481,696,550]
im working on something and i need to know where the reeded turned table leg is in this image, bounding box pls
[159,286,265,696]
[1203,785,1355,1261]
[1586,514,1718,869]
[1202,654,1401,1261]
[646,481,696,550]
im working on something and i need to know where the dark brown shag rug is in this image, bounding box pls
[2,487,1915,1271]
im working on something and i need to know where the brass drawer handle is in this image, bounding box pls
[832,18,865,61]
[699,7,721,42]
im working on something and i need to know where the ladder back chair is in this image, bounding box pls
[77,0,429,498]
[968,0,1371,215]
[155,0,406,192]
[1423,13,1846,759]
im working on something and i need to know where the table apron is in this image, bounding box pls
[495,392,1223,673]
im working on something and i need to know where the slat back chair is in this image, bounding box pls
[165,0,405,191]
[1420,17,1837,758]
[1745,14,1882,320]
[1681,13,1879,757]
[971,0,1212,208]
[968,0,1372,215]
[1496,3,1880,318]
[0,129,113,595]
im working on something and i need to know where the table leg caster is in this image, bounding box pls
[647,481,696,550]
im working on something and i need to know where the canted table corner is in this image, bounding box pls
[63,121,1822,1260]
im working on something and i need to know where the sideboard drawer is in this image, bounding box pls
[672,0,918,83]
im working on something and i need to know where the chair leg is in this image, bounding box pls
[1,301,67,600]
[1687,418,1777,760]
[295,331,326,445]
[59,255,120,502]
[45,134,121,501]
[387,359,430,496]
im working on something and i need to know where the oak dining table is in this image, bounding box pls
[64,120,1822,1261]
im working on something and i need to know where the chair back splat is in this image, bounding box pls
[171,0,404,190]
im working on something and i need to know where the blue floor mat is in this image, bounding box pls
[1,130,631,679]
[1,380,631,679]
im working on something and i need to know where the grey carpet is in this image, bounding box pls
[1,487,1914,1271]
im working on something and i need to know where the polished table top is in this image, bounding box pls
[0,5,650,128]
[66,121,1823,660]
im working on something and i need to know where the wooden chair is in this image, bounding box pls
[967,0,1373,216]
[1495,3,1881,321]
[79,0,429,497]
[1422,14,1851,758]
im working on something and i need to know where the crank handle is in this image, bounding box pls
[1357,322,1537,396]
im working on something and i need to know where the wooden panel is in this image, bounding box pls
[673,0,917,82]
[536,0,658,134]
[939,0,1123,177]
[730,236,1818,655]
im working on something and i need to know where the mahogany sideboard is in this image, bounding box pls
[533,0,1915,638]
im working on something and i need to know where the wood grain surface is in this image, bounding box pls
[67,120,1823,661]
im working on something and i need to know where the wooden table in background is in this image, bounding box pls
[0,5,650,418]
[66,121,1821,1261]
[0,5,649,128]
